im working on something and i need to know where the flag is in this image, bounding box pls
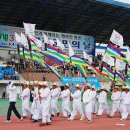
[15,33,21,43]
[83,51,92,63]
[68,43,75,57]
[102,53,115,66]
[115,58,126,71]
[19,46,24,56]
[43,33,49,43]
[127,65,130,75]
[21,32,28,48]
[102,64,115,80]
[31,51,44,66]
[28,35,42,47]
[126,48,130,60]
[56,38,65,50]
[30,41,39,51]
[23,22,36,35]
[115,71,125,84]
[24,48,31,59]
[106,43,121,57]
[110,30,124,47]
[76,64,87,77]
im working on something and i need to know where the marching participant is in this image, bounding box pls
[51,82,60,117]
[109,86,121,117]
[68,84,84,121]
[31,81,40,122]
[60,83,71,118]
[120,86,127,112]
[6,81,22,122]
[21,81,31,118]
[120,86,130,120]
[97,87,110,117]
[32,81,43,122]
[39,81,51,126]
[91,85,98,114]
[83,83,93,123]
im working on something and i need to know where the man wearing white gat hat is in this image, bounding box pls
[109,86,121,118]
[83,83,93,123]
[68,84,84,121]
[21,81,31,118]
[120,86,130,120]
[51,82,60,117]
[60,83,71,118]
[97,87,110,117]
[39,81,51,126]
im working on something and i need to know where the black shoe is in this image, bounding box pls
[57,112,60,116]
[51,114,55,117]
[32,120,38,123]
[68,114,71,118]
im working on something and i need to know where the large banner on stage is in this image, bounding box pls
[0,25,95,56]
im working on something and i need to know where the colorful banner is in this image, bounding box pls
[0,25,95,56]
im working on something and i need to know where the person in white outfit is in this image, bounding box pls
[91,85,98,114]
[39,81,51,126]
[68,84,84,121]
[121,86,130,120]
[51,82,60,117]
[21,81,31,118]
[97,87,110,117]
[6,81,22,122]
[83,83,93,123]
[61,84,71,118]
[120,86,127,112]
[31,81,40,122]
[109,86,121,117]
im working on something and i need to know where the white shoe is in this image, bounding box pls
[67,118,73,121]
[80,118,84,121]
[17,117,23,121]
[120,118,126,121]
[5,120,11,123]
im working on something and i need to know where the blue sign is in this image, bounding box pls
[62,76,101,90]
[87,77,101,90]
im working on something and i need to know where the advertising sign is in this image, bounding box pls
[0,25,95,56]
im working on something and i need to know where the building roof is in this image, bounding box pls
[0,0,130,45]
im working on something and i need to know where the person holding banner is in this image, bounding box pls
[109,86,121,118]
[39,81,51,126]
[68,84,84,121]
[120,86,130,120]
[21,81,31,118]
[83,83,93,123]
[97,87,110,117]
[51,82,60,117]
[60,84,71,118]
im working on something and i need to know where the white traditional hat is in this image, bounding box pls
[23,81,29,85]
[38,81,43,86]
[113,86,120,89]
[85,83,91,87]
[125,86,130,89]
[91,85,95,89]
[43,81,48,86]
[104,88,110,92]
[53,82,57,86]
[34,81,38,84]
[75,84,80,88]
[92,74,95,77]
[65,83,69,87]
